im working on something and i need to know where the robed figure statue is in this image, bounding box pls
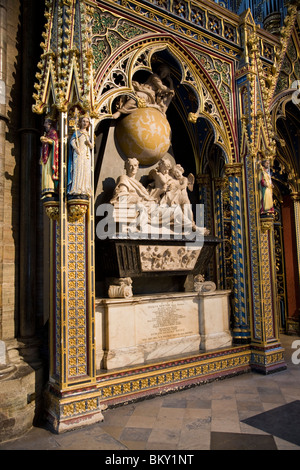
[258,159,274,214]
[67,115,93,198]
[40,118,59,198]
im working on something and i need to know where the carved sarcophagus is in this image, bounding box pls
[96,236,220,296]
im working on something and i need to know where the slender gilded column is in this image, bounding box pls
[224,162,249,343]
[244,153,285,372]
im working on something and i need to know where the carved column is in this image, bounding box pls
[45,112,103,433]
[31,0,104,432]
[213,177,227,290]
[224,162,250,343]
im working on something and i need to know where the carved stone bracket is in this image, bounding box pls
[108,277,133,299]
[43,200,59,221]
[260,215,274,232]
[67,198,89,222]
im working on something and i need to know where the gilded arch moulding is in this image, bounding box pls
[92,34,238,164]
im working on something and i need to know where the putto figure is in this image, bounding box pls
[40,118,59,199]
[147,156,174,204]
[67,115,93,197]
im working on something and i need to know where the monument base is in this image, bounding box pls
[44,385,104,434]
[95,290,232,371]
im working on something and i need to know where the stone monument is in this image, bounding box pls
[95,63,232,371]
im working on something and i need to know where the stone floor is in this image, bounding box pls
[1,334,300,451]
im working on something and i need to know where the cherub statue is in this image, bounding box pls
[169,164,197,231]
[112,64,175,119]
[147,156,174,204]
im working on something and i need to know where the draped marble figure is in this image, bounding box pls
[110,157,154,207]
[67,115,93,197]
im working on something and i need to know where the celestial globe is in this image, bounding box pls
[115,107,171,166]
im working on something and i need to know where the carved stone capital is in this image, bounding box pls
[188,112,198,124]
[224,162,243,178]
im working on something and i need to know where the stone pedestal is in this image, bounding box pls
[199,290,232,350]
[96,290,232,370]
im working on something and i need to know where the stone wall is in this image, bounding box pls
[0,0,46,443]
[0,0,21,343]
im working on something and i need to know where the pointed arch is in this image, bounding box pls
[93,34,238,163]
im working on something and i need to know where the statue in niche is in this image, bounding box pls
[258,158,274,215]
[112,64,175,119]
[67,115,93,198]
[40,117,59,199]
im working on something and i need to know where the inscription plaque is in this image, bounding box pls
[137,299,198,343]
